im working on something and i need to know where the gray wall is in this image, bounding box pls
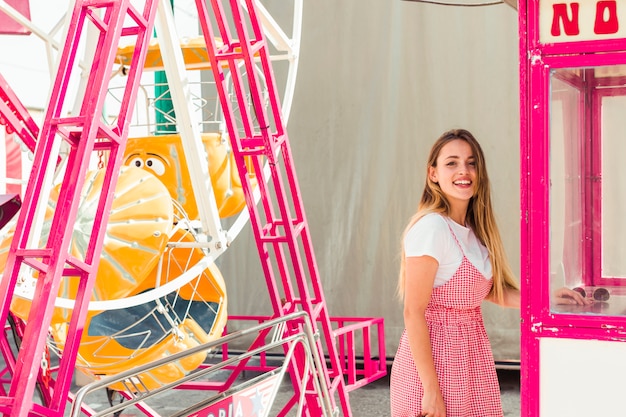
[219,0,522,361]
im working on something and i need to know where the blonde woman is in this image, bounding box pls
[389,129,587,417]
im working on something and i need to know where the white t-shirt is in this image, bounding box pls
[404,213,492,287]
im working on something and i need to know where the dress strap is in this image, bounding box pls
[444,217,466,257]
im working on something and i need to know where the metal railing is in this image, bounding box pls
[69,311,336,417]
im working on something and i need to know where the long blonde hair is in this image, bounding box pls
[397,129,518,304]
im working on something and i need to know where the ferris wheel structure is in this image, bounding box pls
[0,1,386,416]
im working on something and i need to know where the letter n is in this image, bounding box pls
[595,1,619,34]
[552,3,580,36]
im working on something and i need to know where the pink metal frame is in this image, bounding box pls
[591,84,626,287]
[520,1,626,416]
[194,1,385,415]
[0,72,39,153]
[550,70,626,290]
[0,1,158,416]
[220,315,385,390]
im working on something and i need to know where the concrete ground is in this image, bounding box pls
[294,368,522,417]
[3,325,520,416]
[345,369,521,417]
[66,368,520,416]
[269,369,521,416]
[498,369,522,417]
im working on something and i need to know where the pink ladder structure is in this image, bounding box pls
[194,1,385,415]
[0,1,159,416]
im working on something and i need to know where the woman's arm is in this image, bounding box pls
[403,255,446,417]
[486,285,591,307]
[552,287,592,306]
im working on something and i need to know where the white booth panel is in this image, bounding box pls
[540,337,626,416]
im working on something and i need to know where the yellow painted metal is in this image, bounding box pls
[124,132,256,220]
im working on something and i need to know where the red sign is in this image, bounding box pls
[540,0,626,43]
[188,374,282,417]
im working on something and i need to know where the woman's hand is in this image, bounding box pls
[552,287,593,306]
[420,388,446,417]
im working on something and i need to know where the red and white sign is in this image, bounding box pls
[540,0,626,43]
[188,374,283,417]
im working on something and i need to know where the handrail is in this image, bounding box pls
[69,311,336,417]
[225,315,387,391]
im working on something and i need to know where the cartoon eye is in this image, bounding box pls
[145,158,165,176]
[129,157,144,168]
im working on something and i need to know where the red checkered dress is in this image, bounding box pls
[390,228,503,417]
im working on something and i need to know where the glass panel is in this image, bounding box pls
[601,95,626,278]
[550,65,626,316]
[549,69,584,306]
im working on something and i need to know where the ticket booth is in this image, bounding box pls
[521,1,626,416]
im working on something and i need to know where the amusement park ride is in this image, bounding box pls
[0,0,386,416]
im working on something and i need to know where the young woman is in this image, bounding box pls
[389,129,588,417]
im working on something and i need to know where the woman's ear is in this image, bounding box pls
[428,166,437,183]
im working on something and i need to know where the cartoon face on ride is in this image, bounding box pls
[123,132,256,220]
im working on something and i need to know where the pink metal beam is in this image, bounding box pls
[0,1,158,416]
[193,0,386,415]
[0,72,39,153]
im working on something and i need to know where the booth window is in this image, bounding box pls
[550,65,626,315]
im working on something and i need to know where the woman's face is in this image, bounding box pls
[429,139,477,206]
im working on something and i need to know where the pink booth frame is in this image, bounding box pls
[520,1,626,416]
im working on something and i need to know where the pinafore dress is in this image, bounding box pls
[390,223,503,417]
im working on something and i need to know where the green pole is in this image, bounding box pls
[155,0,176,134]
